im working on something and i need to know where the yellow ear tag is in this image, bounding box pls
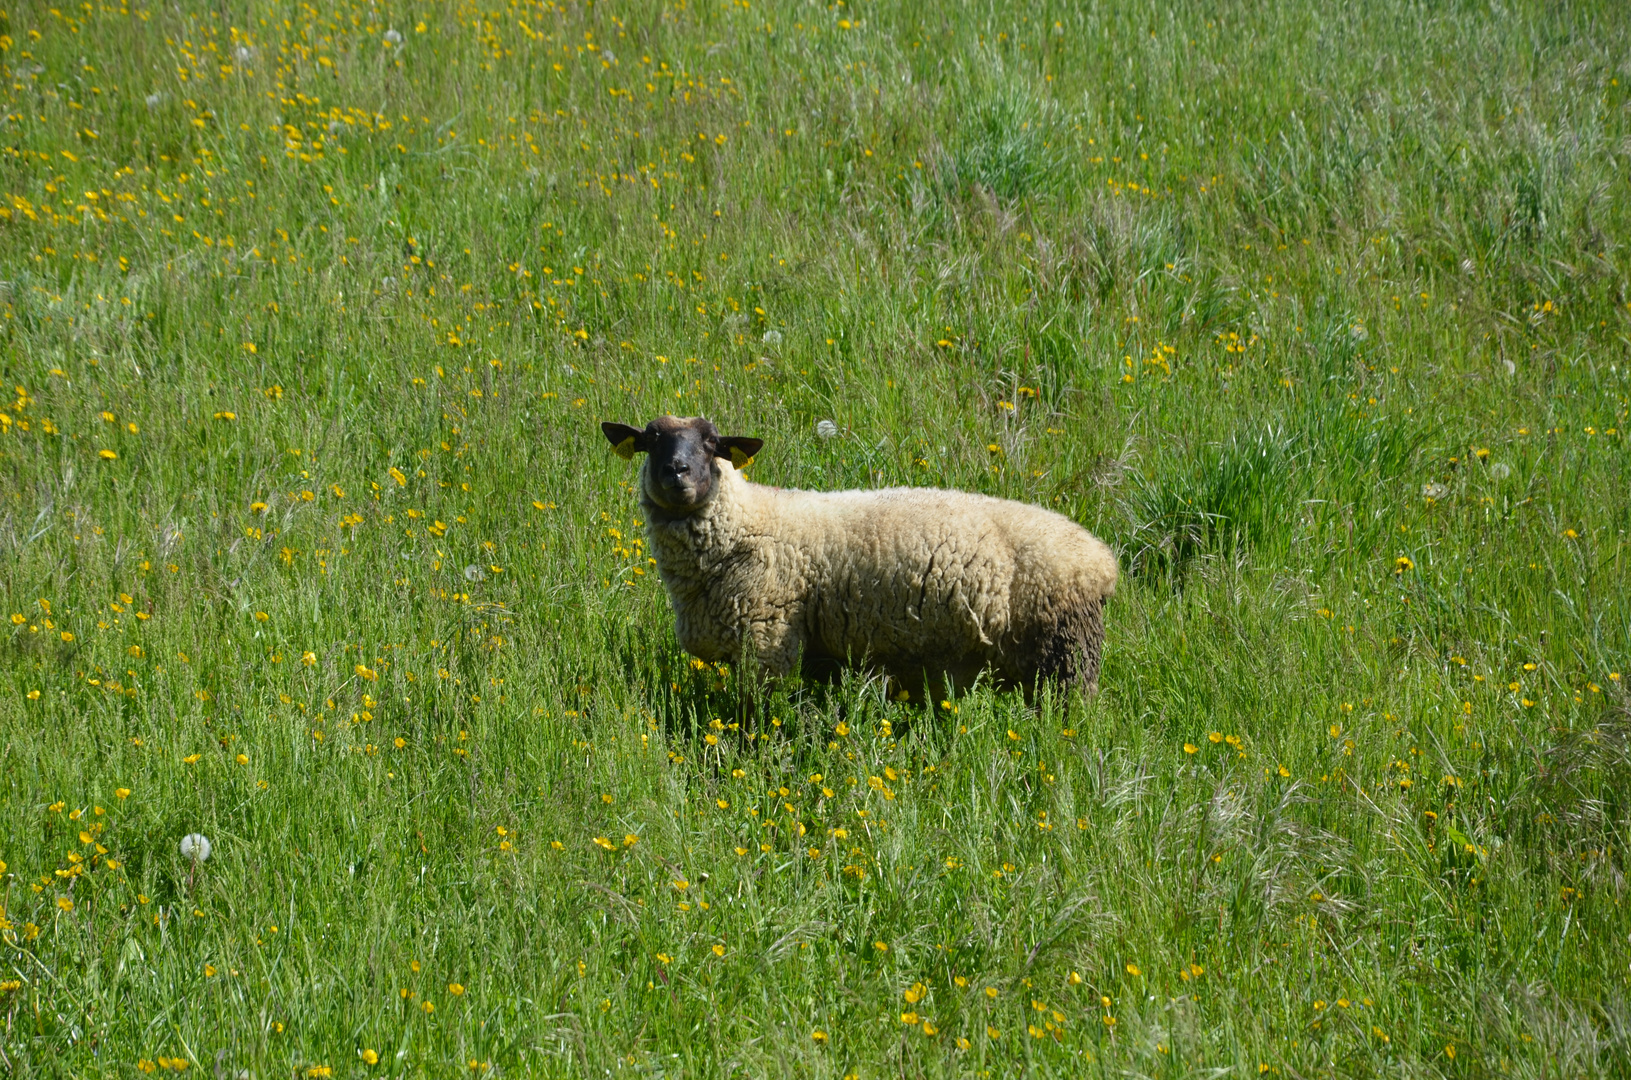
[729,446,753,470]
[614,437,637,461]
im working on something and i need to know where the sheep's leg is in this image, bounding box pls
[797,651,845,687]
[885,663,959,706]
[724,619,806,737]
[745,616,803,680]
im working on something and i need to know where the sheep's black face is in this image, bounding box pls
[600,416,763,514]
[643,419,720,511]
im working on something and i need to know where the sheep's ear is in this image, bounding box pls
[601,422,648,460]
[717,436,764,469]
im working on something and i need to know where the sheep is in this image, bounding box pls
[601,415,1118,698]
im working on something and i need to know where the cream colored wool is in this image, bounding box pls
[639,458,1118,695]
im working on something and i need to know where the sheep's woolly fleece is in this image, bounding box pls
[610,417,1118,696]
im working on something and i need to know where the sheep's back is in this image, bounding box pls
[763,484,1112,666]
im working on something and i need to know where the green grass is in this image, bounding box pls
[1,0,1629,1075]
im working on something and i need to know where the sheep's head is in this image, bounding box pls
[601,416,763,513]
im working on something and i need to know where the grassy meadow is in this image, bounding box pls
[3,0,1631,1074]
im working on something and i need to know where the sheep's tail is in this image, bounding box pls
[1073,533,1119,599]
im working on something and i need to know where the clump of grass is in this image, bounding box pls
[1126,427,1303,580]
[947,75,1059,200]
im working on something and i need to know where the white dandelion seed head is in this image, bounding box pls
[1422,482,1448,500]
[762,330,783,347]
[1349,323,1368,340]
[179,833,212,862]
[384,28,404,46]
[1490,462,1511,479]
[145,93,162,110]
[464,564,484,582]
[602,49,616,64]
[328,120,343,135]
[235,46,252,63]
[815,419,838,440]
